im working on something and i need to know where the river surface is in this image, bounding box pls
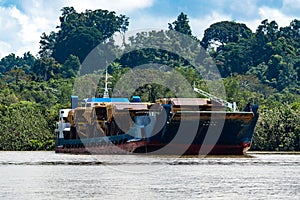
[0,151,299,200]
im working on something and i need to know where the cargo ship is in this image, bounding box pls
[55,73,258,155]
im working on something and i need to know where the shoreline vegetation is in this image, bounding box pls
[0,7,299,151]
[248,151,300,154]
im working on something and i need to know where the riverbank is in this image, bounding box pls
[248,151,300,154]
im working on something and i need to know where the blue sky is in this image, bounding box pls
[0,0,300,58]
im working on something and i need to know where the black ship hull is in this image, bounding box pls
[55,106,258,155]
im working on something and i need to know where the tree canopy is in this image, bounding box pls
[201,21,252,50]
[168,12,193,36]
[0,10,299,151]
[39,7,129,63]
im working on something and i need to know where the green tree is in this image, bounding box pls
[39,7,129,63]
[32,57,61,81]
[201,21,252,50]
[0,101,54,150]
[62,55,81,78]
[256,19,279,42]
[0,52,35,75]
[168,12,193,36]
[214,38,253,76]
[252,104,300,151]
[0,88,18,106]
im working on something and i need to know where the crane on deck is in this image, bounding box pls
[193,83,238,112]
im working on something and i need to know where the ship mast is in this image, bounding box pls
[103,68,110,98]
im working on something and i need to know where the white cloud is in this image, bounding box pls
[190,5,297,38]
[0,3,59,58]
[190,12,232,39]
[128,14,173,32]
[0,41,12,58]
[62,0,154,13]
[0,6,24,57]
[0,0,155,58]
[240,2,300,32]
[115,11,233,42]
[258,6,294,27]
[0,0,299,59]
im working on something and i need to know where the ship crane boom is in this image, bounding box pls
[193,84,238,112]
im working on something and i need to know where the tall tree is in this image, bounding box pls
[168,12,192,36]
[201,21,252,50]
[39,7,129,63]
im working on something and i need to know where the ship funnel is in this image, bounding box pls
[71,96,78,109]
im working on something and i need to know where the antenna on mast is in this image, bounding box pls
[103,68,110,98]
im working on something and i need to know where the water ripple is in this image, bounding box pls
[0,151,299,166]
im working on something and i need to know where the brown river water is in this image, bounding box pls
[0,151,299,199]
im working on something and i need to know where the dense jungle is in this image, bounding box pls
[0,7,299,151]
